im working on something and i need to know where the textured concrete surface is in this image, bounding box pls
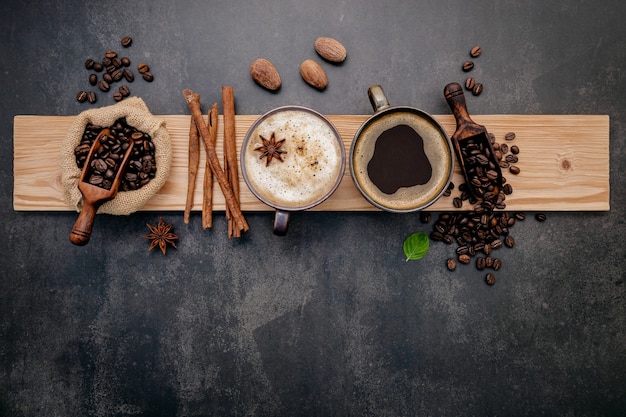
[1,1,625,416]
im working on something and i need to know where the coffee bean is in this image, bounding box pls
[84,58,95,69]
[447,259,457,271]
[453,197,463,208]
[76,91,88,103]
[113,92,123,101]
[119,85,130,97]
[491,239,503,250]
[502,183,513,194]
[499,143,508,154]
[112,57,122,68]
[470,46,482,58]
[504,235,515,248]
[458,254,471,264]
[420,212,431,224]
[105,50,117,59]
[111,68,123,82]
[510,145,520,154]
[485,273,496,285]
[102,57,112,67]
[504,132,516,141]
[92,62,103,72]
[509,165,521,175]
[535,213,547,222]
[505,154,518,163]
[103,72,113,83]
[476,257,486,270]
[462,61,474,72]
[141,71,154,82]
[88,73,98,86]
[472,83,483,96]
[465,77,476,90]
[137,63,150,74]
[123,68,134,82]
[515,212,526,221]
[97,80,110,92]
[492,258,502,271]
[121,36,132,47]
[121,57,131,67]
[87,91,97,103]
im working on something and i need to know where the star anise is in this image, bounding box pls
[255,132,286,166]
[143,217,178,254]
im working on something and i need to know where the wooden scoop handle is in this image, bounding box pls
[69,199,99,246]
[444,82,479,136]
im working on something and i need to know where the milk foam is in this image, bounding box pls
[244,110,344,209]
[352,111,452,211]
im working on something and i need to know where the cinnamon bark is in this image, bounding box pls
[222,86,240,238]
[202,104,217,229]
[183,89,249,235]
[184,117,200,224]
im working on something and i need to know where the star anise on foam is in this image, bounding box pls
[143,217,178,254]
[255,132,287,166]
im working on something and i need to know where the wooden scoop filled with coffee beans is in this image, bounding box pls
[444,82,503,200]
[69,128,134,246]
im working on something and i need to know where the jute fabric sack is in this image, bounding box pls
[60,97,171,215]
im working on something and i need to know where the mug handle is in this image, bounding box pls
[273,209,290,236]
[368,85,391,112]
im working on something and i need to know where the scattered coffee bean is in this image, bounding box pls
[465,77,476,90]
[504,235,515,248]
[76,90,88,103]
[462,61,474,72]
[97,80,110,92]
[121,36,132,47]
[105,50,117,59]
[470,46,482,58]
[112,57,122,68]
[119,85,130,97]
[113,91,123,102]
[102,72,113,83]
[137,63,150,74]
[486,273,496,285]
[420,212,431,224]
[535,213,547,222]
[476,257,486,270]
[510,145,520,154]
[453,197,463,208]
[121,57,131,67]
[87,91,97,103]
[123,68,134,82]
[84,59,95,70]
[504,132,516,141]
[111,68,124,82]
[141,71,154,82]
[492,258,502,271]
[509,165,521,175]
[472,83,483,96]
[92,62,103,72]
[499,143,509,154]
[458,254,471,264]
[88,73,97,86]
[447,259,457,271]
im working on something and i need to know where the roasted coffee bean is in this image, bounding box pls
[510,145,520,154]
[101,57,112,67]
[76,90,88,103]
[492,258,502,271]
[509,165,521,175]
[88,175,104,185]
[111,68,123,82]
[112,57,122,68]
[420,212,431,224]
[504,132,516,141]
[465,77,476,90]
[504,235,515,248]
[462,61,474,72]
[121,57,131,67]
[470,46,482,58]
[137,63,150,73]
[476,257,486,270]
[502,183,513,194]
[506,154,518,163]
[453,197,463,208]
[103,72,113,83]
[89,73,98,85]
[515,212,526,221]
[141,71,154,82]
[121,36,132,47]
[97,80,110,92]
[87,91,97,103]
[92,62,103,72]
[485,273,496,285]
[535,213,547,222]
[458,254,471,264]
[105,50,117,59]
[113,91,123,102]
[491,239,503,250]
[123,68,134,82]
[499,143,508,154]
[119,85,130,97]
[472,83,483,96]
[84,58,95,69]
[447,259,457,271]
[485,256,494,268]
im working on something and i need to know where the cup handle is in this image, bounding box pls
[368,85,391,112]
[273,209,290,236]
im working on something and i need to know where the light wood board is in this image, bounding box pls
[13,114,610,212]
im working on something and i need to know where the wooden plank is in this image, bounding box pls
[13,114,610,212]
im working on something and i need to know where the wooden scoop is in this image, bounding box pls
[69,128,134,246]
[444,82,503,199]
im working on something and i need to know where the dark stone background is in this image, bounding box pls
[1,1,625,416]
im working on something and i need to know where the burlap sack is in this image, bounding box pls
[60,97,171,215]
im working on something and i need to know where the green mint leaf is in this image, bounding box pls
[403,231,430,261]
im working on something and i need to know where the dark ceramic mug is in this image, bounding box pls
[241,106,346,235]
[349,85,454,213]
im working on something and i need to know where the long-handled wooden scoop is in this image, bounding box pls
[69,128,134,246]
[444,82,503,199]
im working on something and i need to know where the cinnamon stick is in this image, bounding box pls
[183,89,249,235]
[184,117,200,224]
[222,86,240,238]
[202,104,218,229]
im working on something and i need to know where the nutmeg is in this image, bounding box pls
[250,58,282,91]
[299,59,328,90]
[314,37,347,63]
